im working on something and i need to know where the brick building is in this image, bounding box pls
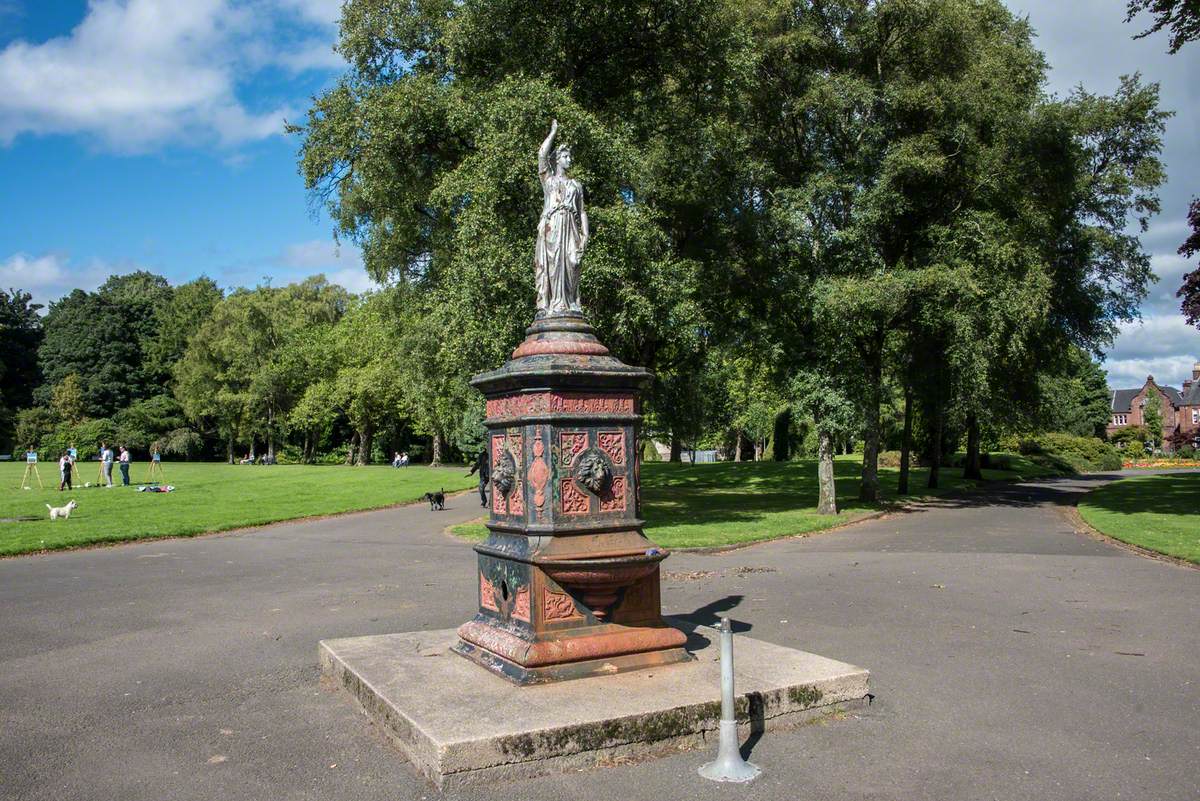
[1107,362,1200,451]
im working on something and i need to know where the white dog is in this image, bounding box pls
[46,500,77,521]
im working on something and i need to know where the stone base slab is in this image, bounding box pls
[319,621,870,789]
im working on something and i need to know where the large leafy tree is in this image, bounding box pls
[37,272,176,418]
[145,276,223,383]
[0,289,42,448]
[295,0,754,434]
[174,277,350,461]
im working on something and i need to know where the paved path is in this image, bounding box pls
[1,476,1197,801]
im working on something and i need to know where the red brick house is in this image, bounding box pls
[1108,363,1200,451]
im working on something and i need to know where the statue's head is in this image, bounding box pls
[555,144,572,171]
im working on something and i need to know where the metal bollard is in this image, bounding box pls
[698,617,761,782]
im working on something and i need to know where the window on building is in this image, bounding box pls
[1193,409,1199,425]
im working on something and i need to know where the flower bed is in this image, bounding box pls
[1122,459,1200,469]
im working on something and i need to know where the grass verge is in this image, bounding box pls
[451,453,1063,549]
[1076,472,1200,564]
[0,462,474,556]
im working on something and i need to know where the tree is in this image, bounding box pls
[37,272,177,418]
[175,277,350,461]
[1143,392,1164,446]
[0,289,42,448]
[295,0,753,446]
[744,0,1052,500]
[49,374,87,425]
[791,369,858,515]
[146,277,223,383]
[1180,199,1200,329]
[1126,0,1200,52]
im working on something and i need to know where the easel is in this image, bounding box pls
[68,447,82,487]
[146,451,165,483]
[20,452,43,490]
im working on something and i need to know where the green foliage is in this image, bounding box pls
[1142,392,1164,443]
[114,395,187,451]
[145,276,223,383]
[49,374,87,425]
[0,289,43,449]
[1126,0,1200,53]
[14,407,57,453]
[1109,424,1153,446]
[1014,433,1124,472]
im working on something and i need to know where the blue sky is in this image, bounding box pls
[1,0,1198,390]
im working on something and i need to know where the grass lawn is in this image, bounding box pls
[451,453,1062,549]
[0,461,475,556]
[1077,472,1200,563]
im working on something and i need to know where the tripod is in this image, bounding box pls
[20,459,43,490]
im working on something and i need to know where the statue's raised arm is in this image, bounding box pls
[538,119,558,182]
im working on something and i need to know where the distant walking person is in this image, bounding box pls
[100,442,114,488]
[58,451,73,491]
[118,446,131,486]
[467,450,491,508]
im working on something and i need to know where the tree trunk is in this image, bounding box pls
[816,429,838,515]
[898,382,913,495]
[226,430,234,465]
[964,412,983,481]
[358,424,374,466]
[859,328,884,502]
[753,438,763,462]
[431,432,443,466]
[302,432,312,464]
[734,430,744,462]
[773,409,792,461]
[669,434,682,463]
[345,432,358,465]
[267,406,276,459]
[927,403,943,490]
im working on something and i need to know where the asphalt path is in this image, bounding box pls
[1,473,1197,801]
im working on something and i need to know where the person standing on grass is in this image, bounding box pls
[118,446,131,486]
[59,451,73,491]
[100,442,114,488]
[467,450,490,508]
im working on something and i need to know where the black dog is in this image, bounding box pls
[423,489,445,511]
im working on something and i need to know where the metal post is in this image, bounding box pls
[698,617,761,782]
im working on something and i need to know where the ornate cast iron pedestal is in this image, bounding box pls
[453,312,690,684]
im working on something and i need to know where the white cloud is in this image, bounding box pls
[0,0,343,151]
[278,239,376,293]
[0,252,109,307]
[1104,313,1200,388]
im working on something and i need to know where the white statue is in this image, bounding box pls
[535,119,589,316]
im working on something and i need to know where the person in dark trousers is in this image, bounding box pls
[59,451,73,491]
[466,450,491,508]
[118,445,131,486]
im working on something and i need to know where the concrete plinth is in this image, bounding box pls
[320,621,870,789]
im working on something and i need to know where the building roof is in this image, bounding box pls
[1183,382,1200,405]
[1111,389,1139,413]
[1110,384,1184,412]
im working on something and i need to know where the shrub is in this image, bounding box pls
[878,450,902,468]
[1122,440,1145,461]
[1108,425,1151,446]
[1014,433,1122,473]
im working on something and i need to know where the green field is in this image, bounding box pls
[452,454,1061,548]
[1077,473,1200,563]
[0,462,475,556]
